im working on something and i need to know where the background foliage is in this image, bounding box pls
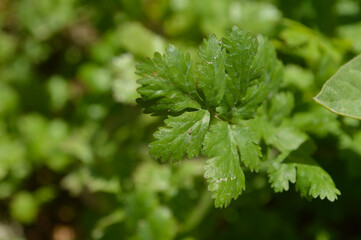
[1,0,361,239]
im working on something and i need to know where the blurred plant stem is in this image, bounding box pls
[180,190,212,233]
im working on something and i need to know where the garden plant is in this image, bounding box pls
[0,0,361,240]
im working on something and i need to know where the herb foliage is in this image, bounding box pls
[137,27,340,207]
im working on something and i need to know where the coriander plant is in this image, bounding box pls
[136,26,340,208]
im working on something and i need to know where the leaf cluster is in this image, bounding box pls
[137,27,340,207]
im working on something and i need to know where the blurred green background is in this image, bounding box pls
[1,0,361,239]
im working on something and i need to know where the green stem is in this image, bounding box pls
[180,190,213,233]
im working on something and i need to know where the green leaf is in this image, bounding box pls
[231,123,262,171]
[203,122,261,207]
[267,152,340,201]
[268,92,294,125]
[203,122,245,208]
[284,64,314,91]
[256,36,283,97]
[220,34,283,119]
[235,37,283,119]
[271,126,308,152]
[222,26,263,107]
[268,163,296,192]
[248,118,307,152]
[150,110,210,162]
[197,34,227,107]
[233,81,268,119]
[291,106,341,137]
[136,45,201,115]
[295,164,340,201]
[314,54,361,120]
